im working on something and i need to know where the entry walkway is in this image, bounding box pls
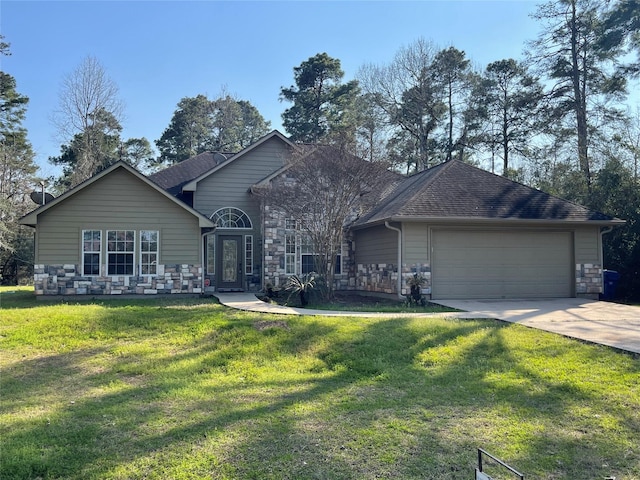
[214,293,486,319]
[214,293,640,354]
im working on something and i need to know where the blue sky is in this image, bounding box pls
[1,0,573,177]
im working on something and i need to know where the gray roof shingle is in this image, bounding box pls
[353,160,621,226]
[148,152,231,198]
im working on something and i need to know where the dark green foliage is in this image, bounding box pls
[155,94,270,165]
[281,53,360,143]
[0,35,37,284]
[599,0,640,76]
[49,108,123,191]
[590,158,640,300]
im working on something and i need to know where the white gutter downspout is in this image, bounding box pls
[385,221,403,299]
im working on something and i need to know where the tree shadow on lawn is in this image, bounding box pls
[2,310,639,479]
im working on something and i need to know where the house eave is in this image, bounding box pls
[350,215,626,230]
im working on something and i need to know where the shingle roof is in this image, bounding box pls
[148,152,230,198]
[353,160,622,226]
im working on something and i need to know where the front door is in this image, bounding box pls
[216,235,243,291]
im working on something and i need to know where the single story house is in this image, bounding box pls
[20,130,623,299]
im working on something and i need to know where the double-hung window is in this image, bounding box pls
[140,230,159,275]
[300,236,319,275]
[245,235,253,275]
[284,219,297,275]
[82,230,101,275]
[107,230,135,275]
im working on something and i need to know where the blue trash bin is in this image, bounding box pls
[602,270,620,300]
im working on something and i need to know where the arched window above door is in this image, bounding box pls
[210,207,253,229]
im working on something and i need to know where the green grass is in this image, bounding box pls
[2,286,639,479]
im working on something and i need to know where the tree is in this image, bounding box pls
[431,47,474,162]
[527,0,627,192]
[253,145,393,298]
[210,95,271,151]
[472,59,544,175]
[52,56,124,186]
[155,93,270,166]
[0,35,38,284]
[599,0,640,76]
[120,137,155,171]
[353,92,389,163]
[358,39,445,171]
[280,53,360,143]
[589,157,640,300]
[50,108,123,191]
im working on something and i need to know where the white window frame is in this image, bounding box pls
[300,235,318,275]
[210,207,253,229]
[139,230,159,276]
[284,219,297,275]
[107,230,136,276]
[206,235,215,275]
[245,235,253,275]
[82,230,101,276]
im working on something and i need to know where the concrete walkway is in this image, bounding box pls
[214,293,488,319]
[214,293,640,354]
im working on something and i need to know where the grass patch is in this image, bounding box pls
[2,286,639,479]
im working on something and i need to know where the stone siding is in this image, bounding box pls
[576,263,603,297]
[33,264,202,296]
[355,262,431,296]
[262,206,351,291]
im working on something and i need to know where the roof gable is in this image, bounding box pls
[354,160,623,227]
[19,161,215,228]
[182,130,295,192]
[148,151,229,198]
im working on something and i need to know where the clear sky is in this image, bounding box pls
[0,0,584,177]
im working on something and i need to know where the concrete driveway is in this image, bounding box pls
[432,298,640,354]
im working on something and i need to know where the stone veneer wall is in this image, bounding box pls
[575,263,603,297]
[33,264,202,295]
[262,206,351,291]
[354,263,431,296]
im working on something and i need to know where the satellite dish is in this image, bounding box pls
[30,191,55,205]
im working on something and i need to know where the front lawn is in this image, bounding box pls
[1,286,639,479]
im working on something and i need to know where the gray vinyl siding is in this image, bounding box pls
[35,168,201,265]
[403,223,430,265]
[193,137,289,220]
[574,226,601,265]
[354,225,398,265]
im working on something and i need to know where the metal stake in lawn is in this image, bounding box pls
[476,448,524,480]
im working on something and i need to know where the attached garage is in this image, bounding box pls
[350,160,623,301]
[431,229,573,299]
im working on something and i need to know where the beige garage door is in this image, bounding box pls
[432,230,573,299]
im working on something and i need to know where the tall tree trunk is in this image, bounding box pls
[447,81,454,162]
[569,0,592,189]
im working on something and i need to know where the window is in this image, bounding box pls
[210,207,252,229]
[107,230,135,275]
[206,235,215,275]
[82,230,101,275]
[285,219,297,275]
[300,236,319,275]
[283,219,341,276]
[245,235,253,275]
[140,230,158,275]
